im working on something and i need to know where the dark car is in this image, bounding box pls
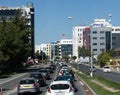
[38,68,50,80]
[30,72,46,86]
[49,64,56,70]
[45,66,54,73]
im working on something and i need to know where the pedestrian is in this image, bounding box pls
[70,70,75,80]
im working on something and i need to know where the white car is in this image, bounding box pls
[103,66,111,72]
[61,66,68,70]
[45,80,75,95]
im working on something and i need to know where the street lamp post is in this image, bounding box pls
[90,32,93,77]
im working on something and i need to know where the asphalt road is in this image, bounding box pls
[71,63,120,84]
[0,64,88,95]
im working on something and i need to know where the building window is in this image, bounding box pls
[100,43,105,45]
[100,49,104,52]
[100,37,105,39]
[112,43,116,45]
[112,37,116,39]
[115,28,120,31]
[93,43,97,45]
[93,49,97,51]
[100,31,104,33]
[93,31,97,34]
[93,37,97,39]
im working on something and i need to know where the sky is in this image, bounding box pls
[0,0,120,45]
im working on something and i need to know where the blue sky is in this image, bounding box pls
[0,0,120,45]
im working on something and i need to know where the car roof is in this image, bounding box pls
[20,77,35,80]
[51,80,70,85]
[31,72,42,74]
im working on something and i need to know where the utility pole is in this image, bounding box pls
[90,32,93,77]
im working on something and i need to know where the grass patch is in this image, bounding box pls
[76,71,120,95]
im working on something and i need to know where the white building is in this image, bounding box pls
[72,26,88,61]
[90,19,112,55]
[35,45,40,53]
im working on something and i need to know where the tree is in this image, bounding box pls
[97,52,111,67]
[72,56,77,61]
[78,46,90,57]
[0,11,31,72]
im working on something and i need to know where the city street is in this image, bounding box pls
[0,64,88,95]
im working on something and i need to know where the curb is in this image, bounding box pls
[72,67,96,95]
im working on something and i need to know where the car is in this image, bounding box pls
[49,64,56,70]
[103,66,111,72]
[59,69,70,76]
[38,68,50,79]
[17,78,40,95]
[55,75,76,89]
[45,80,75,95]
[59,62,66,66]
[45,66,54,73]
[30,72,46,86]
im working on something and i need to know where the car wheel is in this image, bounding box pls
[18,93,22,95]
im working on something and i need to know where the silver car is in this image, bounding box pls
[17,78,40,95]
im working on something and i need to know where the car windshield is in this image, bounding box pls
[51,84,69,90]
[20,79,35,84]
[56,76,73,81]
[39,70,47,72]
[30,74,42,78]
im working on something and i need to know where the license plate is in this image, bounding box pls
[24,86,30,88]
[55,92,63,95]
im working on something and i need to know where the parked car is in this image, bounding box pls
[103,66,111,72]
[17,78,40,95]
[30,72,46,86]
[45,80,75,95]
[38,68,50,79]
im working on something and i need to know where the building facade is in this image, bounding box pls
[72,26,88,61]
[112,26,120,49]
[60,39,73,59]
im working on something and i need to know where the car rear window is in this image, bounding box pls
[20,79,35,84]
[104,67,110,68]
[51,84,69,90]
[30,74,42,78]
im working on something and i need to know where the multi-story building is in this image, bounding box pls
[60,39,73,59]
[35,45,41,53]
[83,27,90,50]
[112,26,120,49]
[72,26,88,61]
[90,19,112,55]
[0,3,35,58]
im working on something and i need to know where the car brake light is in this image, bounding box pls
[40,77,44,80]
[47,87,51,93]
[71,81,74,87]
[34,83,37,87]
[18,84,21,89]
[69,87,73,92]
